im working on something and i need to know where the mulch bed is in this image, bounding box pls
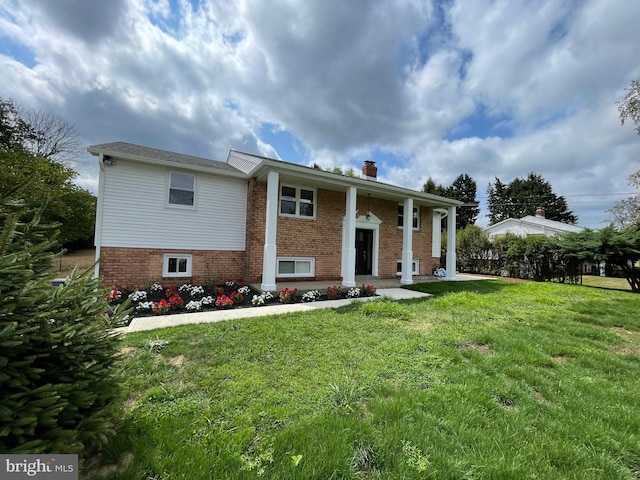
[107,282,377,326]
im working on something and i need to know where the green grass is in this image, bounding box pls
[581,275,632,291]
[88,281,640,479]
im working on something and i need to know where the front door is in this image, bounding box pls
[355,228,373,275]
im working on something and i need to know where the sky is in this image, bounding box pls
[1,0,639,228]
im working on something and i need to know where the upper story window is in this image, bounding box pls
[280,185,315,219]
[169,172,195,207]
[398,204,420,230]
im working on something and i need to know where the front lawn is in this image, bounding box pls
[89,281,640,479]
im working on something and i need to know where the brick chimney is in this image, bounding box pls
[361,160,377,181]
[535,208,545,218]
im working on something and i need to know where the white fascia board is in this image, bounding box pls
[87,146,248,179]
[251,159,463,207]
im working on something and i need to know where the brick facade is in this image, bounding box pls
[100,247,245,288]
[100,178,441,287]
[244,180,439,282]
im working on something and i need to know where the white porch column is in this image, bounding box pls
[432,210,442,258]
[400,197,414,285]
[446,206,457,280]
[342,186,357,287]
[261,170,279,291]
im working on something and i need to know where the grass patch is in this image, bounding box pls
[87,281,640,479]
[582,275,632,291]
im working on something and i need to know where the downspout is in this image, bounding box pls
[94,154,106,280]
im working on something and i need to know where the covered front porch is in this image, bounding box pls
[256,166,462,291]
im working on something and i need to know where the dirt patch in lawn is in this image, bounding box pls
[458,341,495,355]
[609,327,640,356]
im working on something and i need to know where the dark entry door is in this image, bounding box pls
[355,228,373,275]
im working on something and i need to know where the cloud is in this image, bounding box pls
[0,0,638,229]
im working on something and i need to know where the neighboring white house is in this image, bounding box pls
[485,209,584,240]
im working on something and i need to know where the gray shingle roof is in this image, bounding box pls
[87,141,244,176]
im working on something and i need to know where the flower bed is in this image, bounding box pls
[107,282,377,325]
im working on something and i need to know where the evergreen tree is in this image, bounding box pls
[422,177,446,196]
[423,174,479,229]
[487,172,577,225]
[448,174,480,229]
[0,186,129,455]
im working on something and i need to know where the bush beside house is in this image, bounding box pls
[0,191,129,456]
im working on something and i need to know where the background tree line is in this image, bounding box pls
[0,98,95,249]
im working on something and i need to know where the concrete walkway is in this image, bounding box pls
[121,288,431,333]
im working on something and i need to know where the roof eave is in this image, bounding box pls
[251,159,462,207]
[87,145,248,179]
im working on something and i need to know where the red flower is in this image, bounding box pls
[165,285,178,298]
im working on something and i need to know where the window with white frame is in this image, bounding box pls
[168,172,195,207]
[279,185,315,218]
[396,259,420,276]
[163,254,192,277]
[277,257,315,277]
[397,204,419,229]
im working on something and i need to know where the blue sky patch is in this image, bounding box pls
[0,35,36,68]
[445,105,513,141]
[259,123,308,162]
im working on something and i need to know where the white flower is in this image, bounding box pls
[252,295,265,306]
[302,290,321,302]
[129,290,148,301]
[179,284,192,293]
[190,285,205,297]
[185,300,202,311]
[238,286,250,294]
[251,291,273,306]
[136,301,154,312]
[347,287,361,298]
[149,283,163,293]
[200,296,214,305]
[225,281,236,287]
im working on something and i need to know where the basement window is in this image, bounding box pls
[277,257,315,277]
[396,259,420,276]
[163,254,192,277]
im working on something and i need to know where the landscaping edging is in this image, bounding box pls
[116,288,431,333]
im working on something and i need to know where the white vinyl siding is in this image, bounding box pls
[101,161,247,250]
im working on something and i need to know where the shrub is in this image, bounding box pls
[0,191,129,457]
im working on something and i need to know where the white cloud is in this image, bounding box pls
[0,0,638,228]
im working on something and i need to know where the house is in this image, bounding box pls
[485,209,599,275]
[485,209,584,240]
[87,142,461,290]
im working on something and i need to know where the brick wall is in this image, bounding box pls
[244,180,440,281]
[100,247,245,288]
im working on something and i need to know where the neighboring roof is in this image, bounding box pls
[87,142,246,178]
[486,215,584,236]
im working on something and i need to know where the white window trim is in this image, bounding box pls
[167,171,196,209]
[279,185,316,220]
[163,254,193,277]
[276,256,315,278]
[398,204,420,230]
[396,259,420,276]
